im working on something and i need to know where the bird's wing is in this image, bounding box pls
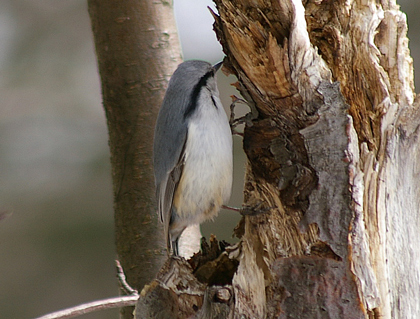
[153,74,192,252]
[154,118,188,252]
[159,144,186,251]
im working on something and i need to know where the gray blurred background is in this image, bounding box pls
[0,0,418,318]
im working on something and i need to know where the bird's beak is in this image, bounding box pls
[213,61,223,72]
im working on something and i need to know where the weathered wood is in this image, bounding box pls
[135,0,419,318]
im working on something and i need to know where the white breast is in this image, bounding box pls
[174,89,233,225]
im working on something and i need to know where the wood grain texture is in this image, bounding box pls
[135,0,419,317]
[213,0,418,318]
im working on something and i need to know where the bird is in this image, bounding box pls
[153,60,233,256]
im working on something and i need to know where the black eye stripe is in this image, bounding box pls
[211,95,217,109]
[183,70,214,119]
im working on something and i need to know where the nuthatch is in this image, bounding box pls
[153,60,233,256]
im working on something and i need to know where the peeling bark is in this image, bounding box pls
[135,0,420,318]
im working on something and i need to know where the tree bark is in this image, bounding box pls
[121,0,418,318]
[214,0,419,317]
[88,1,182,318]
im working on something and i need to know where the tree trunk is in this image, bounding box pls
[213,0,419,317]
[87,1,182,318]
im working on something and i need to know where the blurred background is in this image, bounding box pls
[0,0,418,318]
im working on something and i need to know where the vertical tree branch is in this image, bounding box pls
[88,1,182,318]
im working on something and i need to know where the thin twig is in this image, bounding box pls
[33,261,139,319]
[116,260,138,295]
[222,203,272,216]
[32,295,139,319]
[222,204,241,212]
